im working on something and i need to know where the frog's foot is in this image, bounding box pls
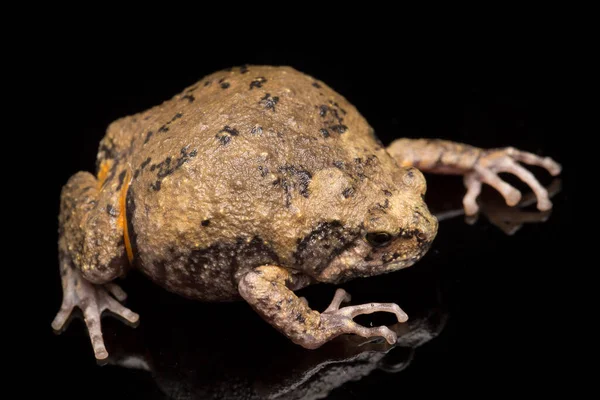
[463,147,562,216]
[314,288,408,347]
[52,265,139,360]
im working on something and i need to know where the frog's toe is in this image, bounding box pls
[463,148,561,215]
[318,292,408,345]
[52,266,139,360]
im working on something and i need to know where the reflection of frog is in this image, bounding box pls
[53,65,561,359]
[430,179,562,235]
[102,275,447,400]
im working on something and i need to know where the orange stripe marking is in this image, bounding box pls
[119,169,134,264]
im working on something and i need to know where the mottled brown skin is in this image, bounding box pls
[53,66,561,359]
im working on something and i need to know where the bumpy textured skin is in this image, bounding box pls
[56,65,560,356]
[63,65,437,300]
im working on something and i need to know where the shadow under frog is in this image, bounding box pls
[98,262,448,400]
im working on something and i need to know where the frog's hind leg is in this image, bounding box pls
[53,171,138,360]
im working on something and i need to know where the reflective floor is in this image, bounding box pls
[42,174,569,399]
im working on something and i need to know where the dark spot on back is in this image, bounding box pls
[312,82,321,88]
[259,93,279,112]
[319,105,328,117]
[319,128,330,138]
[251,125,263,135]
[216,126,239,145]
[182,94,195,103]
[383,189,392,197]
[342,187,355,198]
[150,180,161,191]
[141,157,152,169]
[240,64,249,74]
[220,82,230,89]
[201,219,211,227]
[330,124,348,134]
[258,165,269,177]
[249,77,267,90]
[204,80,211,87]
[333,161,344,169]
[144,131,154,144]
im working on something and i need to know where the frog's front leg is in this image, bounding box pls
[239,265,408,348]
[387,139,562,215]
[53,170,138,360]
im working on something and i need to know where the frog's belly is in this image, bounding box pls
[136,253,243,302]
[131,231,281,302]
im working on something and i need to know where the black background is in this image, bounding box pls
[28,36,576,399]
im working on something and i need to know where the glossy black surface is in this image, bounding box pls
[35,45,573,399]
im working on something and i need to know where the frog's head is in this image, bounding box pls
[316,167,438,283]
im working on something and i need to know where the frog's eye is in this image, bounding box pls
[366,232,392,247]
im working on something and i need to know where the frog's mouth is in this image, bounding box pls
[317,235,433,284]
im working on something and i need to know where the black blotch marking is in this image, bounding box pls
[141,157,152,169]
[204,80,211,87]
[296,314,306,323]
[312,82,321,88]
[365,155,378,166]
[116,171,127,191]
[186,85,198,92]
[364,255,374,262]
[240,64,249,74]
[219,78,225,83]
[149,146,198,191]
[251,125,263,135]
[182,94,195,103]
[106,204,118,217]
[277,165,312,206]
[329,124,348,134]
[377,199,390,210]
[333,161,344,169]
[319,128,330,138]
[258,166,269,177]
[216,126,239,145]
[99,142,117,161]
[342,187,355,198]
[150,180,161,191]
[383,189,392,197]
[220,82,230,89]
[158,125,169,133]
[133,169,140,179]
[319,105,328,117]
[260,93,279,112]
[249,77,267,90]
[201,219,211,227]
[294,221,360,275]
[144,131,154,144]
[272,178,281,186]
[354,158,363,164]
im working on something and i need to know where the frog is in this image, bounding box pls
[53,65,561,360]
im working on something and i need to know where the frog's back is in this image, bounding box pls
[116,66,392,300]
